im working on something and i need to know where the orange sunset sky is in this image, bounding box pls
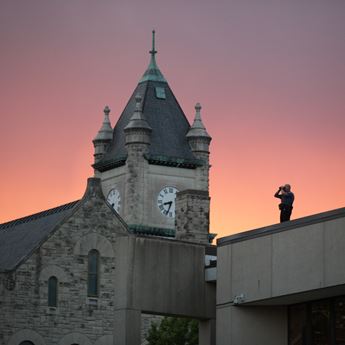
[1,0,344,239]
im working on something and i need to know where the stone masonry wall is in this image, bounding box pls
[141,314,164,345]
[195,151,210,192]
[0,184,127,345]
[175,189,210,244]
[188,137,211,192]
[124,142,149,226]
[0,183,166,345]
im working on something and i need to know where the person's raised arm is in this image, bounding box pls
[274,187,283,199]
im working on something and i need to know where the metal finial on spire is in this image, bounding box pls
[139,30,166,83]
[195,103,202,119]
[104,105,111,115]
[149,29,157,57]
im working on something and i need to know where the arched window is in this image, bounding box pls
[19,342,34,345]
[48,276,58,307]
[88,249,99,297]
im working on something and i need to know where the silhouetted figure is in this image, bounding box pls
[274,184,294,222]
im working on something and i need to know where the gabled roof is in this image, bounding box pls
[0,201,79,272]
[0,178,132,272]
[93,32,199,172]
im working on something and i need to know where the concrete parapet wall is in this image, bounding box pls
[218,214,345,306]
[115,236,216,319]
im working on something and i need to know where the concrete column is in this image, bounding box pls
[216,306,287,345]
[199,319,216,345]
[114,309,141,345]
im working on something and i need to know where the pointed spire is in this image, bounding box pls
[93,105,113,142]
[124,94,152,131]
[139,30,167,84]
[150,29,157,57]
[186,103,211,139]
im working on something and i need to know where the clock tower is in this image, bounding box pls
[92,31,212,240]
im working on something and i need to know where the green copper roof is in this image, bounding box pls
[128,224,175,238]
[139,30,167,84]
[143,154,204,169]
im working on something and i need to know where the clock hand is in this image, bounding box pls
[163,201,173,213]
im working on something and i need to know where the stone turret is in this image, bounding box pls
[187,102,211,156]
[187,103,212,190]
[93,106,113,164]
[124,94,152,145]
[175,103,213,244]
[123,94,152,226]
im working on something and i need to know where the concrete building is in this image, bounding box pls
[217,208,345,345]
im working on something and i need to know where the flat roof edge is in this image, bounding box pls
[217,206,345,246]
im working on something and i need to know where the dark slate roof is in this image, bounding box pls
[94,71,199,172]
[0,201,79,272]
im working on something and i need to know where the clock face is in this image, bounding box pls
[157,186,179,218]
[107,188,121,213]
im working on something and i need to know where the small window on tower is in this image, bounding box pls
[155,87,166,99]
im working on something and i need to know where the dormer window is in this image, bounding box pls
[155,87,166,99]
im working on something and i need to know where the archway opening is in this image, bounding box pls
[143,313,198,345]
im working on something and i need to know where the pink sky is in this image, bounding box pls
[1,0,344,238]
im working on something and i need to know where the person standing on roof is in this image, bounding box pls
[274,184,294,222]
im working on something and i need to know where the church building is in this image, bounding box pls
[0,31,216,345]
